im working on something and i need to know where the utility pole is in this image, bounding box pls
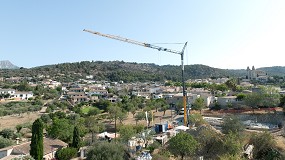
[84,29,188,126]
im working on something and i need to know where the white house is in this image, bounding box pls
[14,91,34,100]
[149,87,162,94]
[199,94,215,107]
[217,96,237,107]
[0,88,15,96]
[88,89,108,96]
[48,81,61,89]
[69,87,84,92]
[72,96,89,104]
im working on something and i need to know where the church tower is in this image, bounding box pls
[246,66,251,79]
[251,66,256,79]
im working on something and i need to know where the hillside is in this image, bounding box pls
[0,61,283,82]
[0,61,242,82]
[36,61,246,82]
[0,60,19,69]
[259,66,285,77]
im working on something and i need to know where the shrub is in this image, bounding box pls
[0,128,15,139]
[147,141,161,153]
[55,147,77,160]
[0,136,14,149]
[87,141,127,160]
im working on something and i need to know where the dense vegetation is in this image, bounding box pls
[0,102,42,116]
[0,61,246,82]
[260,66,285,77]
[2,61,285,83]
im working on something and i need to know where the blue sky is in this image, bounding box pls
[1,1,284,69]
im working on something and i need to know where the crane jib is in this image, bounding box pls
[84,29,189,126]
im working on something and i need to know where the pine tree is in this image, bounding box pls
[30,119,44,160]
[71,126,80,150]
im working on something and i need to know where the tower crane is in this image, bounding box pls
[83,29,188,126]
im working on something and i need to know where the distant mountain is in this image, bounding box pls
[0,60,19,69]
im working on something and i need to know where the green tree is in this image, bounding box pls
[189,113,206,127]
[16,124,23,133]
[117,110,127,124]
[175,101,183,114]
[167,132,198,160]
[30,119,44,160]
[0,128,14,139]
[130,106,137,118]
[72,126,81,150]
[216,84,229,92]
[280,95,285,107]
[221,115,244,134]
[133,124,145,133]
[118,124,136,142]
[0,136,14,149]
[193,126,223,158]
[161,104,168,116]
[47,118,73,143]
[87,107,101,116]
[262,87,280,107]
[55,147,77,160]
[40,114,51,123]
[154,101,161,112]
[244,92,262,112]
[146,111,153,126]
[122,102,134,113]
[85,116,105,143]
[245,86,280,110]
[222,132,243,156]
[225,79,238,91]
[236,93,246,101]
[192,97,205,114]
[107,104,121,123]
[147,141,161,153]
[249,132,283,159]
[16,81,32,91]
[86,141,127,160]
[93,99,111,111]
[135,112,145,125]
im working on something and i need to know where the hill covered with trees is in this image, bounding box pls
[0,61,241,82]
[1,60,283,82]
[259,66,285,77]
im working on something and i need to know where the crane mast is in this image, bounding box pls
[83,29,188,126]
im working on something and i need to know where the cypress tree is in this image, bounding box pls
[71,126,81,150]
[30,118,44,160]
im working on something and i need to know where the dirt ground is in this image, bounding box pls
[274,136,285,153]
[0,107,178,131]
[0,112,40,130]
[0,107,283,129]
